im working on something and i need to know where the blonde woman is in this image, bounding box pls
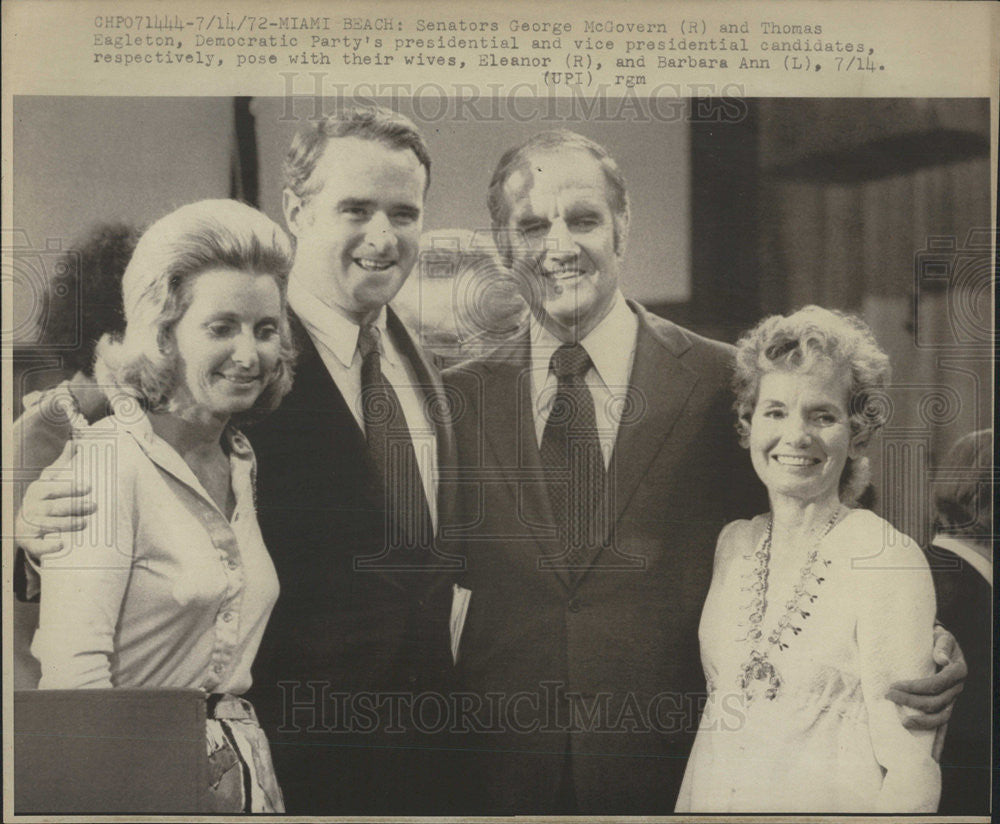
[32,200,295,812]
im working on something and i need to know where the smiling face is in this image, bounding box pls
[171,267,283,422]
[284,136,426,325]
[502,148,624,341]
[748,361,860,507]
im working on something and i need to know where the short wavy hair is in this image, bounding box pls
[487,130,631,262]
[934,428,993,542]
[733,305,892,504]
[283,103,431,201]
[95,200,295,425]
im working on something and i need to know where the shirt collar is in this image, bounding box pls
[112,406,253,514]
[288,274,392,368]
[529,290,637,389]
[931,534,992,585]
[582,291,638,391]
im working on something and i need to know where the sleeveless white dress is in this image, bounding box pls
[676,509,940,813]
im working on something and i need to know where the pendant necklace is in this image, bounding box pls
[736,505,845,702]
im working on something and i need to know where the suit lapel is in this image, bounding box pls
[609,304,700,525]
[473,309,702,589]
[287,312,413,591]
[288,314,365,440]
[386,309,465,572]
[477,339,572,591]
[386,308,456,476]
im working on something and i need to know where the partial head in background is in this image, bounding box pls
[733,305,892,506]
[934,428,993,547]
[487,130,631,343]
[37,223,139,378]
[392,229,529,363]
[282,104,431,325]
[96,199,295,425]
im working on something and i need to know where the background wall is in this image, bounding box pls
[12,97,236,340]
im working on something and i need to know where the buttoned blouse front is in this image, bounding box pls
[33,412,279,695]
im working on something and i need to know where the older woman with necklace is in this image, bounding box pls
[676,306,940,813]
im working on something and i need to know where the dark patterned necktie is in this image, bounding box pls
[539,343,609,581]
[357,324,434,560]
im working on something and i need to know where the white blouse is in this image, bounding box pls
[33,411,279,695]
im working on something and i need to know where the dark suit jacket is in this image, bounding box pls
[441,302,764,815]
[246,309,457,814]
[924,541,991,814]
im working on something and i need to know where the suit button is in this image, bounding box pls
[568,597,581,613]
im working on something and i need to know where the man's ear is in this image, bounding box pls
[614,212,630,258]
[283,188,306,238]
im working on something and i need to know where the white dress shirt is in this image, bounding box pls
[288,277,439,530]
[529,290,640,466]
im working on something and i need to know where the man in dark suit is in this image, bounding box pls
[441,130,965,815]
[246,106,457,814]
[923,429,992,814]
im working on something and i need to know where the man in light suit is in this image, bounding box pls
[441,130,964,814]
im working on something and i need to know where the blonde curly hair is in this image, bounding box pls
[733,305,892,504]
